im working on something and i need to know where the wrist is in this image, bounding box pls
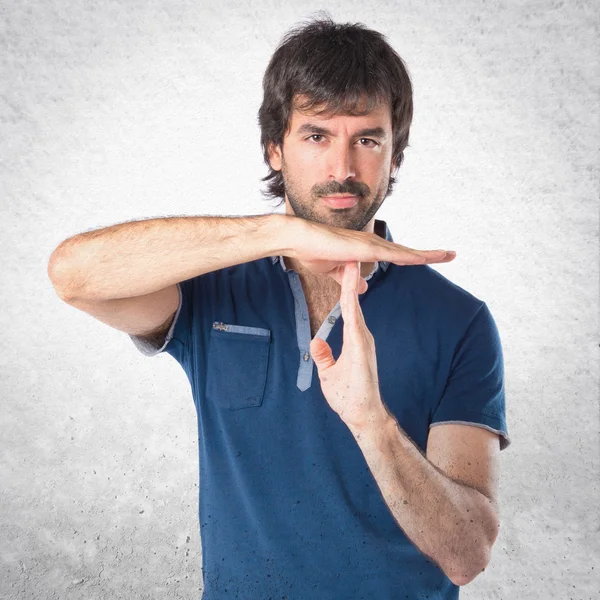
[270,213,303,259]
[347,399,396,442]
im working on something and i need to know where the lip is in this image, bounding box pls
[322,195,358,209]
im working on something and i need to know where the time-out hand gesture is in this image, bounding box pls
[309,261,389,432]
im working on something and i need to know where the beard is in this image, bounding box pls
[281,158,389,233]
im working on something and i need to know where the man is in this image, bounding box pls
[48,15,510,600]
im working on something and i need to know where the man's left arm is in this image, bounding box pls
[309,263,508,587]
[349,413,501,587]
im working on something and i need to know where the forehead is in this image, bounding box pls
[288,94,392,132]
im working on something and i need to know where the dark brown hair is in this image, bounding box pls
[257,12,414,207]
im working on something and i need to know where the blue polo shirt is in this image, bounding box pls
[130,218,510,599]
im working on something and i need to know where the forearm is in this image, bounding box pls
[48,213,292,301]
[349,408,498,586]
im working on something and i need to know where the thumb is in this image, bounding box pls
[310,337,336,371]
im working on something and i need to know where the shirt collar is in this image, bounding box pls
[270,218,393,272]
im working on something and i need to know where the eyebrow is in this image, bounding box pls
[296,123,388,140]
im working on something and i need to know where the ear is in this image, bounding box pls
[267,141,283,171]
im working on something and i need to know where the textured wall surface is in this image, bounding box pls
[1,0,598,598]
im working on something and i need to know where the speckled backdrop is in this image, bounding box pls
[1,1,598,598]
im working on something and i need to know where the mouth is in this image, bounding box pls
[321,195,358,209]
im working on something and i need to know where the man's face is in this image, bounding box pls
[268,96,395,232]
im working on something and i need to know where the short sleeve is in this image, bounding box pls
[430,302,511,450]
[129,278,194,364]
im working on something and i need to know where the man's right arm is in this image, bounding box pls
[47,214,292,339]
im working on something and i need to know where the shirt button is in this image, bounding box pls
[303,352,310,361]
[328,316,336,324]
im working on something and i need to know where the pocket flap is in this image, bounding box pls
[206,322,272,410]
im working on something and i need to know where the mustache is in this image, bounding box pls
[314,180,369,197]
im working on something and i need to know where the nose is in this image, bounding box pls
[327,142,356,182]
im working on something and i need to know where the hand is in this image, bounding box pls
[283,216,456,290]
[309,261,390,432]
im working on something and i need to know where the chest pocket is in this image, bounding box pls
[205,321,271,410]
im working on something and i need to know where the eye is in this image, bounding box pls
[308,134,324,143]
[358,138,379,147]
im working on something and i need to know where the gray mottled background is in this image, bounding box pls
[1,0,598,598]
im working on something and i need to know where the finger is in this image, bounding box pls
[340,262,356,325]
[403,249,456,265]
[341,262,366,331]
[438,251,457,263]
[310,337,335,371]
[380,241,456,265]
[331,261,355,291]
[328,267,369,294]
[353,262,368,328]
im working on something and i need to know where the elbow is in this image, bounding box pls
[448,548,491,586]
[48,246,81,302]
[447,518,499,587]
[453,500,501,586]
[447,527,498,587]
